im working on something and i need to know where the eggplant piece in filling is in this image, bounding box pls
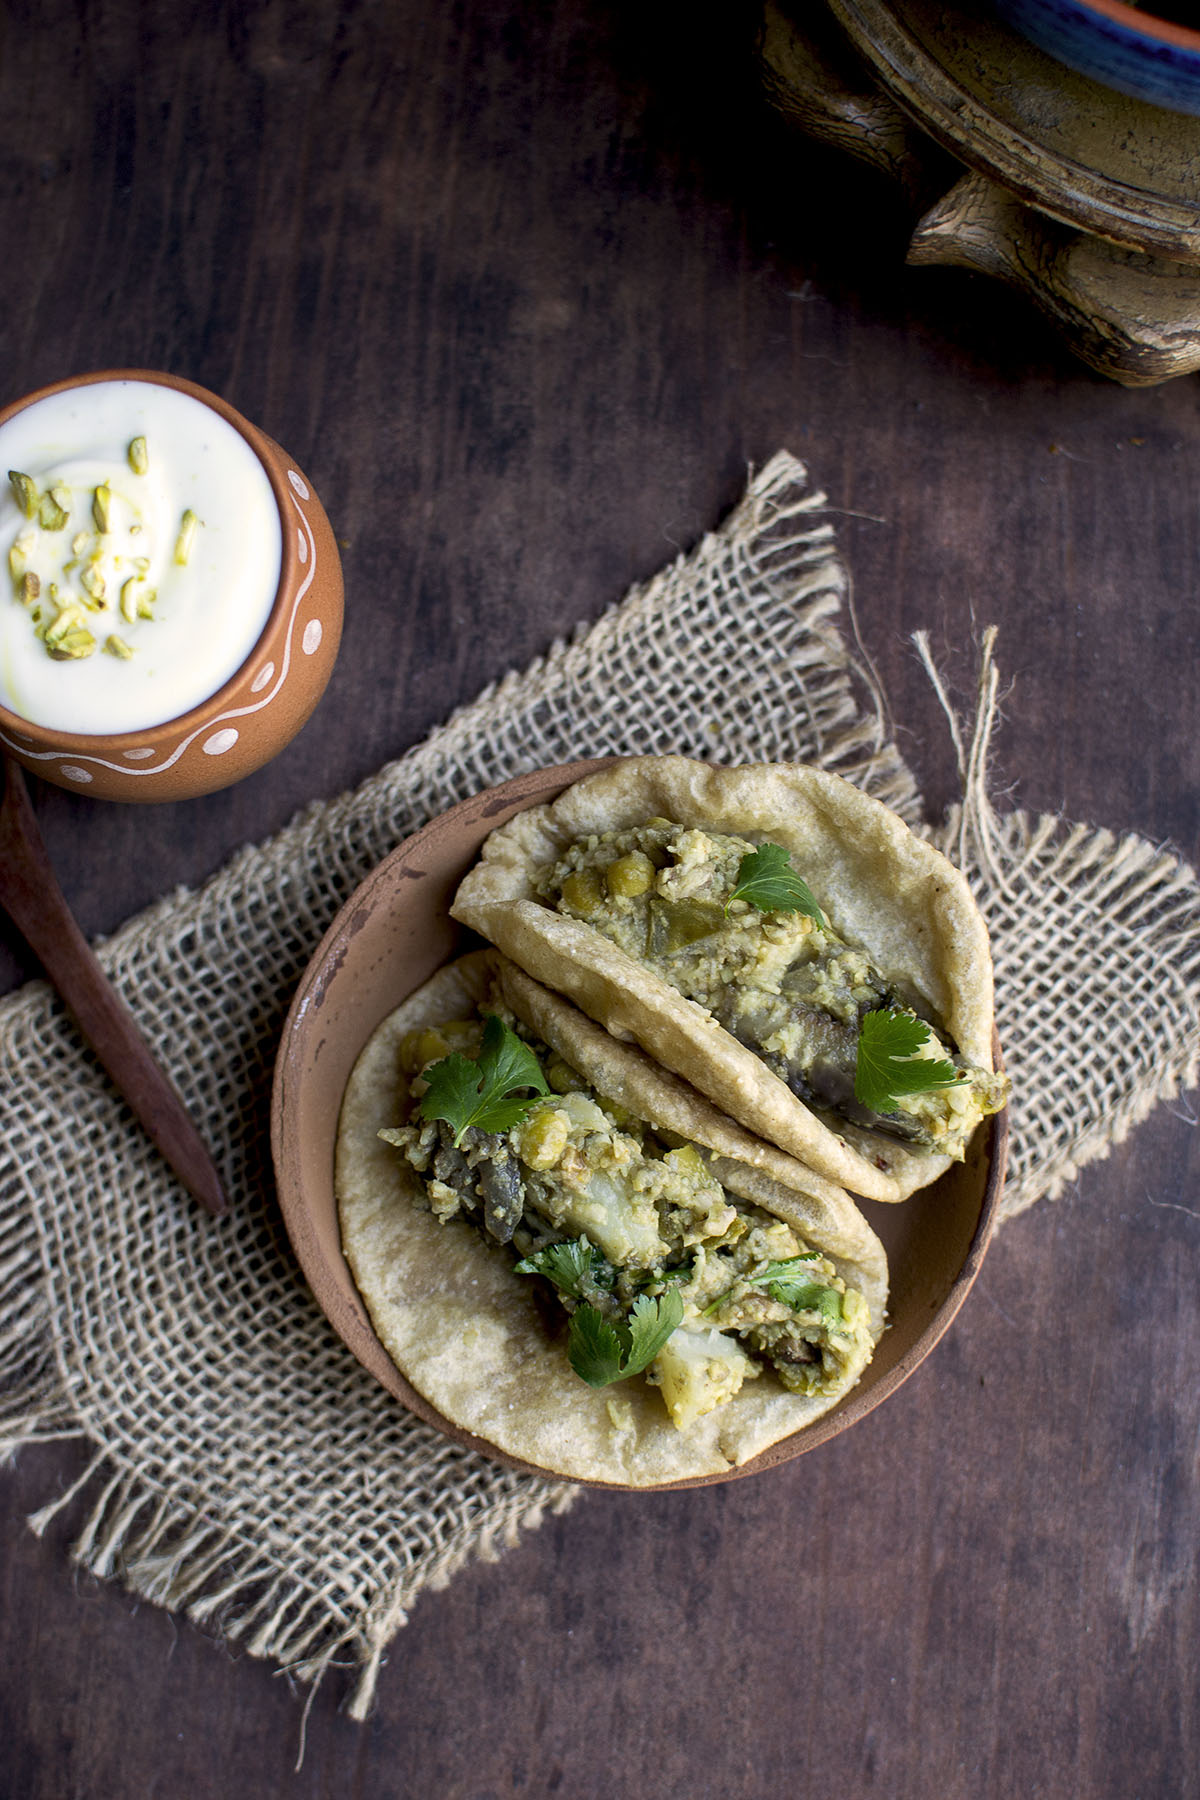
[380,1009,875,1432]
[536,820,1007,1158]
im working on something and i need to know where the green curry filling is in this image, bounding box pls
[536,820,1007,1158]
[380,1006,874,1432]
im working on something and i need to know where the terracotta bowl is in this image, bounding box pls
[271,762,1009,1491]
[994,0,1200,113]
[0,369,343,801]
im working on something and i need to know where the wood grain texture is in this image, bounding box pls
[0,1,1197,1795]
[0,761,227,1213]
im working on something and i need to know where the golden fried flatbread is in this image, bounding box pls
[451,757,1000,1202]
[335,952,888,1487]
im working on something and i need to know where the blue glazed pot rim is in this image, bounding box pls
[1056,0,1200,52]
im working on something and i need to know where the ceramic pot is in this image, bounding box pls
[994,0,1200,114]
[0,369,343,801]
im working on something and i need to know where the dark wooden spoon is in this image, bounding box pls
[0,757,228,1217]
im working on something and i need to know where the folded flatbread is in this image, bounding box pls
[451,757,1005,1202]
[336,951,888,1486]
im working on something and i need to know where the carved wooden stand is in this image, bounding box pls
[760,0,1200,385]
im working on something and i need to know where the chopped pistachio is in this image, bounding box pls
[38,490,69,531]
[104,633,134,659]
[127,436,148,475]
[8,471,38,517]
[19,571,40,605]
[47,622,98,659]
[92,483,112,533]
[44,606,97,659]
[120,575,155,622]
[173,508,198,565]
[8,543,27,582]
[50,483,72,512]
[71,531,91,556]
[80,563,107,603]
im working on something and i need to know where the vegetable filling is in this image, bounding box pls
[380,1002,875,1431]
[537,821,1008,1157]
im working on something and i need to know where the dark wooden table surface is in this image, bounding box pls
[1,3,1197,1796]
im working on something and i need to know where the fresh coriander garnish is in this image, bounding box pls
[726,842,825,924]
[854,1008,964,1115]
[513,1234,613,1297]
[702,1252,821,1317]
[418,1013,550,1147]
[567,1291,684,1389]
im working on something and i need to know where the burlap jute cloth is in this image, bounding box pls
[2,452,1198,1720]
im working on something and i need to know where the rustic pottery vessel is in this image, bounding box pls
[0,369,343,801]
[993,0,1200,113]
[271,761,1009,1492]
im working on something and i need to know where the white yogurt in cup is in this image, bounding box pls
[0,379,283,734]
[0,370,343,802]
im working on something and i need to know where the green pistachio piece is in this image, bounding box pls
[92,483,112,533]
[173,508,198,565]
[44,606,97,660]
[19,571,39,606]
[8,471,38,517]
[103,633,134,659]
[80,563,107,603]
[127,436,148,475]
[120,575,155,622]
[38,491,69,531]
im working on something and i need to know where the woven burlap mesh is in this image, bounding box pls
[1,452,1197,1717]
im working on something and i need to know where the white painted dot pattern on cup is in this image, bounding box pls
[287,470,310,499]
[297,529,308,563]
[123,747,156,760]
[203,728,239,756]
[251,662,275,693]
[60,765,93,783]
[302,619,322,655]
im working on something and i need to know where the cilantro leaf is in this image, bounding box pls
[702,1252,820,1317]
[726,843,825,924]
[854,1007,964,1116]
[567,1290,684,1388]
[765,1280,843,1327]
[566,1306,627,1387]
[625,1291,685,1372]
[513,1235,612,1297]
[418,1013,550,1147]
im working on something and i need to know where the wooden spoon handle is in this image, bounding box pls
[0,759,228,1217]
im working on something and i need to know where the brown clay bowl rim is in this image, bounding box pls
[0,367,300,753]
[271,760,1009,1492]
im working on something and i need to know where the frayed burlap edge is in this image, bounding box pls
[2,456,1198,1727]
[920,626,1200,1220]
[2,451,924,1726]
